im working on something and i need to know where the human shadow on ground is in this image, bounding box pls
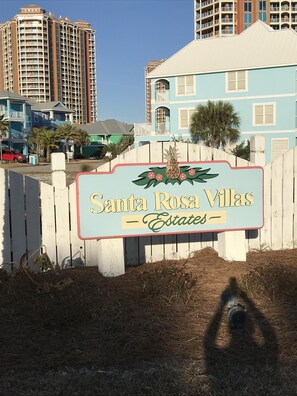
[203,277,281,394]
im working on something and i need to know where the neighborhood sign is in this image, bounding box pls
[76,161,263,240]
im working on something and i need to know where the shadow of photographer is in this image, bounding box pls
[203,277,280,393]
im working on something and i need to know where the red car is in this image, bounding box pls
[1,149,27,163]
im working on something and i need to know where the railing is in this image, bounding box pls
[11,111,25,118]
[134,123,153,136]
[156,122,170,135]
[155,91,170,103]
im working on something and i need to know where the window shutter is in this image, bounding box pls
[271,138,288,161]
[254,105,263,125]
[180,110,188,128]
[177,77,185,95]
[228,72,236,90]
[186,75,194,95]
[265,104,274,124]
[237,71,246,90]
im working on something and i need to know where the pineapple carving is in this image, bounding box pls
[164,145,180,179]
[132,144,218,189]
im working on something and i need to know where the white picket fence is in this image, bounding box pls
[0,141,297,271]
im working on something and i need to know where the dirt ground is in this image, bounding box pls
[1,247,297,395]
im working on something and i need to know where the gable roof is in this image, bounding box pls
[77,119,134,136]
[148,21,297,78]
[0,90,31,103]
[29,100,74,113]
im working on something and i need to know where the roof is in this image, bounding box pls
[77,119,134,136]
[0,90,31,102]
[148,21,297,78]
[30,100,74,113]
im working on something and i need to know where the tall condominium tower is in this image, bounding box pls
[194,0,297,39]
[0,5,97,123]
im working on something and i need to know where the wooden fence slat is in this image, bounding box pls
[68,183,86,267]
[54,188,71,267]
[0,168,11,267]
[151,234,165,262]
[189,232,202,254]
[259,163,272,249]
[293,148,297,247]
[188,143,201,161]
[25,176,42,264]
[282,150,294,249]
[164,234,177,260]
[176,233,190,259]
[40,182,57,264]
[138,236,152,263]
[271,155,283,250]
[125,237,139,266]
[9,171,26,266]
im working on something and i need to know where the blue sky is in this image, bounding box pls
[1,0,194,123]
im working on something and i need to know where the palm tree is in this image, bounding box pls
[118,135,134,153]
[190,100,240,149]
[74,129,90,155]
[102,135,134,160]
[29,127,59,162]
[55,123,80,161]
[40,129,60,162]
[0,114,9,164]
[28,127,47,157]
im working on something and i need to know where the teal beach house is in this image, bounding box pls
[135,21,297,163]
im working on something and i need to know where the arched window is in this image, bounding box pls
[155,79,170,103]
[155,107,170,134]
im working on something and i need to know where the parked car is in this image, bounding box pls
[1,149,27,163]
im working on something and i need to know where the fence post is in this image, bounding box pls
[51,153,66,188]
[97,238,125,277]
[250,136,265,166]
[217,230,246,261]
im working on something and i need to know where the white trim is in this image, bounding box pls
[148,63,297,79]
[241,129,296,135]
[252,102,276,126]
[158,92,295,106]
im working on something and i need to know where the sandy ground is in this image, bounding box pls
[0,158,108,185]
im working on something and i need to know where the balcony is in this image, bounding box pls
[2,111,26,121]
[156,122,170,135]
[134,123,153,136]
[155,90,170,103]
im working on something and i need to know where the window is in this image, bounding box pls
[253,103,275,126]
[226,70,247,91]
[244,2,252,11]
[176,75,195,96]
[259,12,267,22]
[179,108,195,129]
[244,14,252,23]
